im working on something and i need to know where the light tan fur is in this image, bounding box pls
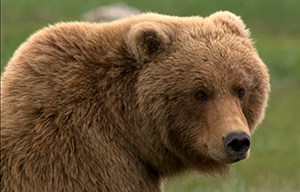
[1,11,270,192]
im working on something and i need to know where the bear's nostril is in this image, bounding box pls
[224,132,250,154]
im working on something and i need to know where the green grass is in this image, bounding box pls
[2,0,300,191]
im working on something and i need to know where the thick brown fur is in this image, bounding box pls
[1,11,270,192]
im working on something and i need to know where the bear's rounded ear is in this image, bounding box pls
[126,22,172,63]
[209,11,250,38]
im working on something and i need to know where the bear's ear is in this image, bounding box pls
[126,22,172,63]
[209,11,250,38]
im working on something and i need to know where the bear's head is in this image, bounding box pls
[126,11,269,173]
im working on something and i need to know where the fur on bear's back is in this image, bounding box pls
[1,14,180,192]
[1,21,145,192]
[1,12,269,192]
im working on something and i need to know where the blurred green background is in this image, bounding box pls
[2,0,300,191]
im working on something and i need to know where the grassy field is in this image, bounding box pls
[2,0,300,191]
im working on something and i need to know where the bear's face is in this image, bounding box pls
[127,12,269,169]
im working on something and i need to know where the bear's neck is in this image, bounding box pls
[82,129,163,192]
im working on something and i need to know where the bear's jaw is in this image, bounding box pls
[209,148,250,164]
[206,146,250,164]
[193,158,230,176]
[226,151,250,164]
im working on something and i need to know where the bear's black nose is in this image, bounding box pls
[224,132,250,155]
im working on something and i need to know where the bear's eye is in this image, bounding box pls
[237,88,246,99]
[195,90,208,101]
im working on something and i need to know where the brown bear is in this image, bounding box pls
[1,11,270,192]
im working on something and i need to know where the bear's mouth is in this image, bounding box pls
[226,152,249,164]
